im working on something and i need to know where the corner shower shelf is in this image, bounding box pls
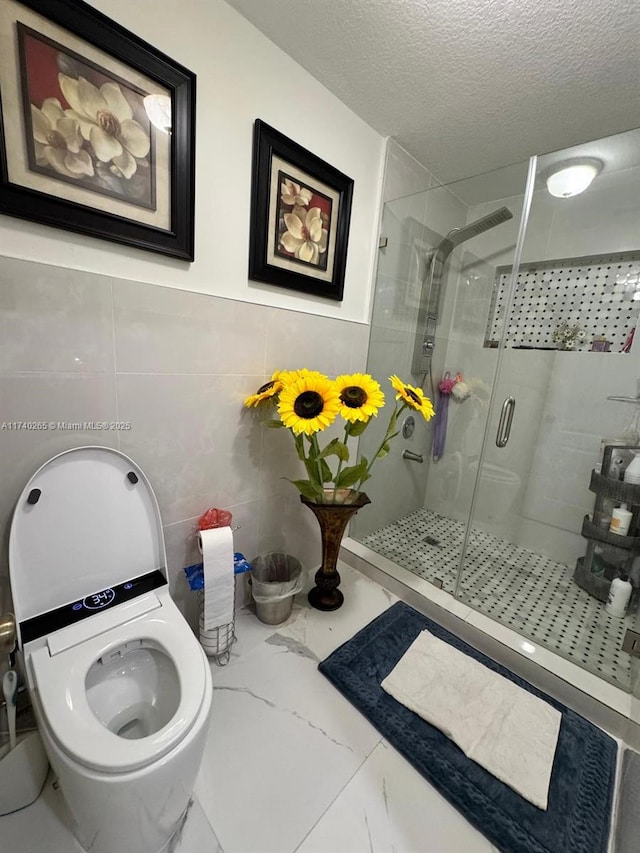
[574,467,640,601]
[588,470,640,504]
[581,515,640,550]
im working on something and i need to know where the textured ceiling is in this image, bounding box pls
[225,0,640,183]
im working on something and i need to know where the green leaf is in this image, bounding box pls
[346,419,369,437]
[319,458,334,483]
[265,418,284,428]
[376,442,391,459]
[287,479,323,500]
[320,438,349,462]
[336,458,369,488]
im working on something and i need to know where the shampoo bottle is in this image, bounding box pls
[610,503,633,536]
[606,574,632,618]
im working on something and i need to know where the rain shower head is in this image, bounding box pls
[438,207,513,257]
[411,205,514,375]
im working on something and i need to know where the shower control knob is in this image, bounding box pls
[402,416,416,439]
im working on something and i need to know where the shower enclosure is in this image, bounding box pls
[350,126,640,700]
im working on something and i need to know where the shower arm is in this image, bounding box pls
[410,207,513,377]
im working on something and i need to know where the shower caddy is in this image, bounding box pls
[574,444,640,602]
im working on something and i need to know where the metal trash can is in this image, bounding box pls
[251,553,304,625]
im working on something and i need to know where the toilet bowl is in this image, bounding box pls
[470,459,521,518]
[9,447,213,853]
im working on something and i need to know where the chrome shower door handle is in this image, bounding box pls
[496,396,516,447]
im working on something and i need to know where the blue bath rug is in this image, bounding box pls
[318,601,617,853]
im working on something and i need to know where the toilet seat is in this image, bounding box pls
[28,596,208,774]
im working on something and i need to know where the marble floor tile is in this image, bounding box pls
[195,636,382,853]
[296,740,498,853]
[171,797,224,852]
[224,600,303,664]
[0,774,84,853]
[275,560,398,660]
[0,773,220,853]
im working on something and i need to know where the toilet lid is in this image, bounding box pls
[29,602,209,773]
[9,447,166,627]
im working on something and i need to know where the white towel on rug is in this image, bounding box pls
[381,630,561,810]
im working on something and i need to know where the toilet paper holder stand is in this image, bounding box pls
[186,530,250,667]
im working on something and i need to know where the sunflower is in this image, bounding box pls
[244,371,286,408]
[334,373,385,423]
[389,375,435,421]
[278,372,341,436]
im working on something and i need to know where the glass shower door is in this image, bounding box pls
[458,128,640,693]
[353,160,531,595]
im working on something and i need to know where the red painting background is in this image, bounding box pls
[18,27,154,209]
[276,169,333,272]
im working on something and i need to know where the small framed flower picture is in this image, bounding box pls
[0,0,196,260]
[249,120,354,301]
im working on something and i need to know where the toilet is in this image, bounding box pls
[9,446,213,853]
[470,459,521,519]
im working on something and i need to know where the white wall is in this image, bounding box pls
[0,0,385,323]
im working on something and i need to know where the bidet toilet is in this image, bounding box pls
[9,446,213,853]
[470,459,521,519]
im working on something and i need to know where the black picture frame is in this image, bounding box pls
[249,119,354,301]
[0,0,196,260]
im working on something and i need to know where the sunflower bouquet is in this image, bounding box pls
[244,370,435,503]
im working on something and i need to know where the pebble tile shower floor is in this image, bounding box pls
[361,508,634,690]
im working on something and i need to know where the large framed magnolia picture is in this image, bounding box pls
[0,0,196,260]
[249,119,354,302]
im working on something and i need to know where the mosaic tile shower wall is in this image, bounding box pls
[487,250,640,350]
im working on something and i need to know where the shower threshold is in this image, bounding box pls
[347,508,635,710]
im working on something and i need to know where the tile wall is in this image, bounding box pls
[0,257,369,627]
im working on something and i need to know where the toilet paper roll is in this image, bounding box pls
[198,527,234,631]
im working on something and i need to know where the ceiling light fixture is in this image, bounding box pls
[545,158,603,198]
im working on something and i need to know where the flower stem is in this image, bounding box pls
[332,423,351,502]
[310,433,324,491]
[356,403,407,490]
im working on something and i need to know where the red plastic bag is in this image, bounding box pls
[198,507,233,530]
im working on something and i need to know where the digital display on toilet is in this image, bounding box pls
[20,569,167,645]
[82,588,116,610]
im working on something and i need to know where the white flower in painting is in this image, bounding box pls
[280,179,312,208]
[31,98,94,178]
[59,74,150,179]
[280,207,328,265]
